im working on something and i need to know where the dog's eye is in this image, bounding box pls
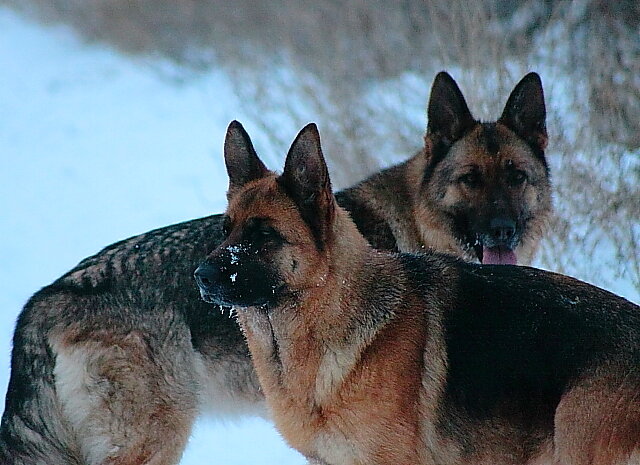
[256,226,280,240]
[459,173,481,188]
[509,170,527,186]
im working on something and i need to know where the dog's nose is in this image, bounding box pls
[194,263,220,291]
[489,218,516,243]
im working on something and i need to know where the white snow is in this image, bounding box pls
[227,244,245,265]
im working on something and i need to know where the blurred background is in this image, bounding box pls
[0,0,638,463]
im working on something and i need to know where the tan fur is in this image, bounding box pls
[554,365,640,465]
[236,245,427,464]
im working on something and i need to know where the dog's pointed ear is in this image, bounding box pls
[426,71,476,150]
[224,120,268,195]
[499,72,547,151]
[282,123,333,204]
[281,123,335,249]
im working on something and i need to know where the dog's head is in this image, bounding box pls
[419,72,552,265]
[195,122,336,308]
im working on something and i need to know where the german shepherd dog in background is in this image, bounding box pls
[1,72,551,464]
[196,123,640,465]
[339,70,551,264]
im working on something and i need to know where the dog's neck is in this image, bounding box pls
[236,208,402,419]
[260,208,381,350]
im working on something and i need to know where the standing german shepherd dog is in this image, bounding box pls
[196,123,640,465]
[1,72,551,464]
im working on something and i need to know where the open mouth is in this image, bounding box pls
[480,246,517,265]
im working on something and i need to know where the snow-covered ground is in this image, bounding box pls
[0,7,304,464]
[0,6,637,465]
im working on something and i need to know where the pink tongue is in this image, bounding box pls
[482,247,517,265]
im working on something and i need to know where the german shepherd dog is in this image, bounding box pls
[196,123,640,465]
[0,72,551,464]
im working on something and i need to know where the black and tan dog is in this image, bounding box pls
[196,123,640,465]
[1,72,551,464]
[340,70,551,264]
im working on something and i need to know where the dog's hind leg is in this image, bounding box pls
[553,366,640,465]
[51,326,200,465]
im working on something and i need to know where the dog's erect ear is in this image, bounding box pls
[224,120,268,195]
[426,71,476,149]
[499,72,547,152]
[282,123,333,205]
[281,123,335,249]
